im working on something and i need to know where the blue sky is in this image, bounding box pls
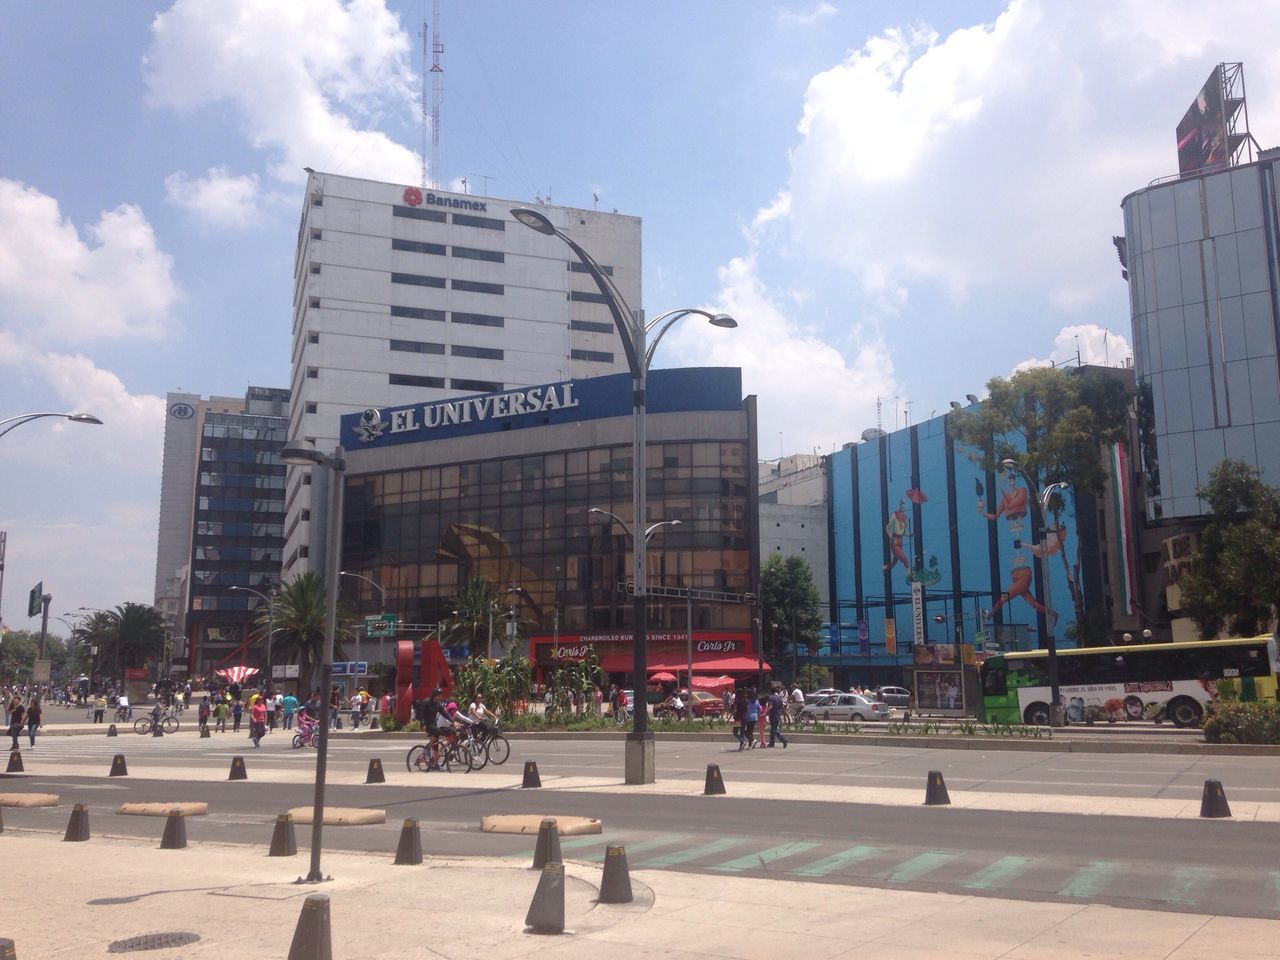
[1,0,1274,627]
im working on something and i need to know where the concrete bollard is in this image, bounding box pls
[522,760,541,788]
[704,763,726,795]
[531,818,561,870]
[6,751,23,774]
[269,814,298,857]
[394,818,423,865]
[524,862,565,934]
[200,726,211,739]
[63,803,90,842]
[109,754,128,777]
[228,756,247,781]
[0,937,14,959]
[366,758,385,784]
[924,770,951,806]
[598,844,633,903]
[107,724,118,737]
[1200,779,1232,818]
[286,893,333,960]
[160,809,187,849]
[0,805,4,834]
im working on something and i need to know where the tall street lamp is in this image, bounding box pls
[514,206,736,784]
[0,411,102,440]
[999,458,1068,725]
[280,440,345,883]
[229,586,276,690]
[341,571,386,669]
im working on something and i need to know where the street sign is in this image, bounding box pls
[28,581,43,617]
[332,662,350,676]
[910,581,925,645]
[364,613,397,638]
[272,664,300,679]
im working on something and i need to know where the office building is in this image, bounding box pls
[759,454,829,607]
[286,172,641,583]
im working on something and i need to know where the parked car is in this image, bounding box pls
[799,693,891,723]
[873,686,913,708]
[688,690,724,717]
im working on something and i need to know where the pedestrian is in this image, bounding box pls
[282,692,298,729]
[789,683,806,724]
[732,688,748,750]
[92,693,106,724]
[7,697,25,750]
[198,696,211,730]
[249,696,267,747]
[741,690,758,751]
[231,698,243,733]
[214,697,228,732]
[767,687,788,749]
[757,692,769,747]
[26,696,42,748]
[265,693,277,730]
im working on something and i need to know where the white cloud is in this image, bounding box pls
[164,166,270,228]
[783,0,1280,309]
[145,0,420,185]
[776,2,837,27]
[0,179,179,344]
[1012,323,1134,373]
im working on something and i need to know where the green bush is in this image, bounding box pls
[1202,701,1280,744]
[378,714,401,732]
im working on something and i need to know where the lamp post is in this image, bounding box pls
[229,586,276,690]
[340,571,385,669]
[281,440,345,883]
[0,411,102,440]
[999,459,1068,725]
[513,206,736,784]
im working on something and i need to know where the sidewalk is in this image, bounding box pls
[3,829,1275,959]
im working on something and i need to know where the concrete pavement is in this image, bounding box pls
[4,828,1277,959]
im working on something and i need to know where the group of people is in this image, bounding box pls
[728,686,793,751]
[5,693,42,750]
[412,688,500,768]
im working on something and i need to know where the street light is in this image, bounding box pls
[280,439,345,883]
[514,205,736,784]
[0,411,102,440]
[229,586,276,690]
[999,458,1068,725]
[340,571,386,668]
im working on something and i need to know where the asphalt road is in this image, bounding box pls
[5,730,1280,921]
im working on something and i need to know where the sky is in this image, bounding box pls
[1,0,1276,631]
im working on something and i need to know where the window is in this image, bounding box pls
[391,305,445,322]
[451,245,504,263]
[305,402,317,414]
[310,193,322,206]
[569,261,614,276]
[393,204,446,222]
[452,344,503,360]
[571,348,614,363]
[392,272,446,288]
[451,378,503,393]
[390,373,445,388]
[452,312,504,328]
[452,213,504,231]
[571,319,614,334]
[309,297,320,308]
[308,332,319,344]
[569,290,609,304]
[451,279,503,295]
[392,238,446,255]
[306,367,318,379]
[390,338,445,355]
[311,229,322,240]
[309,263,320,275]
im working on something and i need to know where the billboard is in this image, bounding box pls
[1176,65,1227,175]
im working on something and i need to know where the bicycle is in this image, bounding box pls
[292,715,320,749]
[472,720,510,765]
[406,729,473,773]
[134,714,179,735]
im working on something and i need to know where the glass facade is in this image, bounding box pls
[1123,160,1280,519]
[341,439,753,645]
[828,413,1082,687]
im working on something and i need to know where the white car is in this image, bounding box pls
[805,688,842,703]
[799,693,891,723]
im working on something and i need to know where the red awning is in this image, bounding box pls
[646,655,770,674]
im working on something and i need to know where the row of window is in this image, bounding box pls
[387,373,504,393]
[197,521,284,538]
[389,339,503,360]
[197,497,286,513]
[201,424,287,441]
[198,473,286,490]
[390,272,504,296]
[200,448,281,465]
[392,238,504,262]
[392,205,505,231]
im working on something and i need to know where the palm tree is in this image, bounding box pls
[100,603,166,676]
[443,576,500,656]
[71,611,117,682]
[258,572,351,695]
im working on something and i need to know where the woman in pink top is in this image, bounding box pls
[249,697,267,747]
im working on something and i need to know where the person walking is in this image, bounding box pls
[265,694,277,730]
[741,690,758,751]
[732,688,748,749]
[767,687,788,749]
[281,692,298,730]
[198,696,211,731]
[92,693,107,724]
[231,698,243,733]
[26,696,42,748]
[7,697,25,750]
[214,697,228,732]
[757,691,769,748]
[248,696,267,747]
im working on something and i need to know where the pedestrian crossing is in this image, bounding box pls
[552,832,1280,919]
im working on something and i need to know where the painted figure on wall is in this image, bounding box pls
[883,498,911,574]
[978,473,1056,625]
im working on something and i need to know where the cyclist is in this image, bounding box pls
[115,693,131,722]
[414,688,451,768]
[146,700,163,734]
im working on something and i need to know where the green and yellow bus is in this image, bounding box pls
[979,635,1279,727]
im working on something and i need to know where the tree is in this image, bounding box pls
[261,572,352,695]
[760,553,823,680]
[442,576,500,656]
[109,603,167,670]
[1179,460,1280,639]
[949,366,1129,644]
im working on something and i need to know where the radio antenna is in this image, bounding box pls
[430,0,444,189]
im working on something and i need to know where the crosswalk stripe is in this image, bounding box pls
[558,835,608,852]
[962,855,1034,890]
[889,851,957,884]
[577,837,685,862]
[1058,861,1117,899]
[1163,867,1213,905]
[635,837,742,868]
[1270,871,1280,911]
[790,845,880,878]
[711,841,821,873]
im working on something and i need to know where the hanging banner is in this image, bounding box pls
[857,620,870,656]
[911,581,925,645]
[885,618,897,655]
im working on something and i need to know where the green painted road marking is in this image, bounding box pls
[889,851,957,884]
[711,841,821,873]
[578,837,686,862]
[1058,861,1117,899]
[1164,867,1213,905]
[1271,871,1280,911]
[791,845,880,878]
[962,855,1034,891]
[635,837,743,868]
[558,835,608,852]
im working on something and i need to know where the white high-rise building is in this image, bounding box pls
[286,172,641,577]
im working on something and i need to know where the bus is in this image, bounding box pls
[979,635,1279,727]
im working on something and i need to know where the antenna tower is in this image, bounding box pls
[876,396,882,432]
[417,21,428,188]
[430,0,444,190]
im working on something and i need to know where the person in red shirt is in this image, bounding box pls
[249,696,267,747]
